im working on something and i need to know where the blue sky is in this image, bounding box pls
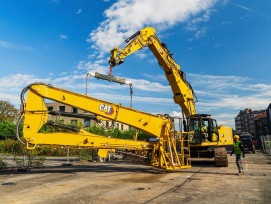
[0,0,271,128]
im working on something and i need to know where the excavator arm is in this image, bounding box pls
[19,82,191,170]
[109,27,196,117]
[20,83,152,151]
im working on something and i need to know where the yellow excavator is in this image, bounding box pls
[17,27,232,170]
[108,27,233,166]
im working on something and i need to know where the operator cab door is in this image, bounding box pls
[209,119,219,142]
[188,118,201,144]
[200,118,219,143]
[188,116,219,143]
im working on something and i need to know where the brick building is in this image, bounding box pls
[46,102,96,127]
[254,111,268,137]
[267,103,271,135]
[46,102,129,130]
[235,108,266,136]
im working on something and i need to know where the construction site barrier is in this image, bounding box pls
[260,135,271,154]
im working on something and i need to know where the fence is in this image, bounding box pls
[260,135,271,154]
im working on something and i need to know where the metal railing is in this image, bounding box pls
[260,135,271,154]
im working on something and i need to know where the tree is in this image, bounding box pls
[0,121,17,139]
[0,100,18,122]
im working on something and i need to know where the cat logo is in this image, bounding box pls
[99,104,114,115]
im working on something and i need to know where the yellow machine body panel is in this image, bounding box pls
[217,125,234,145]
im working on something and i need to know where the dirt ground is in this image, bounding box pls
[1,151,271,204]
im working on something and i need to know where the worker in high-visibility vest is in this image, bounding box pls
[230,135,245,175]
[201,122,208,142]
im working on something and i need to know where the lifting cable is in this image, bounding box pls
[86,71,134,129]
[129,83,133,108]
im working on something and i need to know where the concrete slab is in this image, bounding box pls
[0,152,270,203]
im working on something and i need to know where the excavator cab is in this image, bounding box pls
[187,114,219,144]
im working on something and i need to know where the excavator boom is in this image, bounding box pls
[110,27,196,116]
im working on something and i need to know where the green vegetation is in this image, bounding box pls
[0,156,7,170]
[0,121,151,170]
[0,121,17,140]
[86,125,151,140]
[0,100,18,122]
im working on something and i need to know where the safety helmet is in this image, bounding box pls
[233,135,239,139]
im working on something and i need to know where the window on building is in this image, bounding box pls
[84,119,90,127]
[59,106,65,112]
[47,106,53,111]
[71,119,77,126]
[106,121,109,128]
[72,108,78,113]
[121,124,123,131]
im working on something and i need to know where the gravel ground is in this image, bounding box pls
[1,151,270,204]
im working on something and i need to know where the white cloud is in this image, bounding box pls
[186,9,213,33]
[187,73,252,91]
[92,92,172,104]
[1,71,270,128]
[171,73,271,127]
[129,78,170,92]
[0,73,86,107]
[0,40,33,52]
[141,73,166,82]
[77,60,108,74]
[231,2,251,12]
[76,9,82,14]
[194,27,207,39]
[211,113,236,126]
[231,2,271,20]
[60,34,68,39]
[0,41,11,48]
[88,0,218,55]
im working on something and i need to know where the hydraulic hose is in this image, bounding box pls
[16,82,49,145]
